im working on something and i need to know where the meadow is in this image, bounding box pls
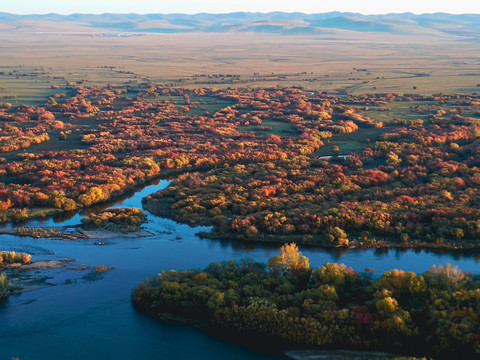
[0,31,479,100]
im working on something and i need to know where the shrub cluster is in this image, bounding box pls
[81,207,147,232]
[0,251,32,265]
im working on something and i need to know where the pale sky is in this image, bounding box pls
[1,0,479,15]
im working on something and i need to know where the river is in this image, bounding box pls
[1,179,479,360]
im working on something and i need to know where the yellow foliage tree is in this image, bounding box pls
[267,243,310,273]
[78,187,104,206]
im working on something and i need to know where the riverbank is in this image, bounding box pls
[1,260,66,271]
[0,227,86,240]
[1,259,67,299]
[0,166,204,228]
[0,226,154,240]
[145,192,480,252]
[285,350,419,360]
[197,230,480,251]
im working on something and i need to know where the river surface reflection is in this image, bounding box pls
[1,179,479,359]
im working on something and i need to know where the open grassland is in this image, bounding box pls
[0,64,139,105]
[0,32,479,97]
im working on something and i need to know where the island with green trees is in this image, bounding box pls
[133,243,480,359]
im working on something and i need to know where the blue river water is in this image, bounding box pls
[1,179,479,360]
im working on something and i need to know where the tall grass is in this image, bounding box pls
[0,251,32,264]
[0,272,9,300]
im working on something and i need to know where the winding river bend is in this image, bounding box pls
[1,179,479,360]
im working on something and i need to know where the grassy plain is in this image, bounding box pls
[0,31,479,101]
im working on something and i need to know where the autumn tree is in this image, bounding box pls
[78,187,104,206]
[267,242,310,272]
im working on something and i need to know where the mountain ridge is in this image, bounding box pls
[0,12,479,37]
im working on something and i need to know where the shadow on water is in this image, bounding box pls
[1,176,480,359]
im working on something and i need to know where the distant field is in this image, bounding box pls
[0,31,479,100]
[0,64,138,105]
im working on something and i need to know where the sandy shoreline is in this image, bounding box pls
[0,260,66,271]
[0,226,154,240]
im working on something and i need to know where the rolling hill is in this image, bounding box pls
[0,12,479,37]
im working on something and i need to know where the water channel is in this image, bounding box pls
[1,179,479,359]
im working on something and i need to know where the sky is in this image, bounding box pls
[1,0,479,15]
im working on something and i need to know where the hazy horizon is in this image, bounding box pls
[1,10,479,16]
[1,0,479,16]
